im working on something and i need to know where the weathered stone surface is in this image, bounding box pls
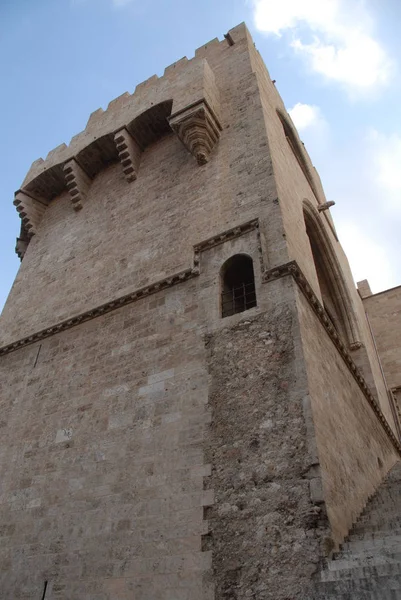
[169,100,222,165]
[205,308,330,599]
[63,158,92,211]
[314,461,401,599]
[1,20,400,600]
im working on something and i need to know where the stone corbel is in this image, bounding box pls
[168,100,222,165]
[13,190,47,238]
[15,238,28,260]
[63,158,92,211]
[114,128,142,182]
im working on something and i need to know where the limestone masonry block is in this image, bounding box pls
[357,279,373,298]
[15,237,28,260]
[13,190,47,236]
[169,100,222,165]
[63,159,92,211]
[2,21,401,600]
[114,128,142,182]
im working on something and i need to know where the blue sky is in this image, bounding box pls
[1,0,400,311]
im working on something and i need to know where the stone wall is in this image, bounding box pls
[0,279,213,600]
[0,24,279,348]
[205,291,330,600]
[245,43,395,432]
[1,21,400,600]
[363,285,401,391]
[296,288,398,546]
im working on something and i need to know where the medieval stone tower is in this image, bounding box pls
[1,23,401,600]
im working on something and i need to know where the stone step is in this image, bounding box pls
[314,463,401,598]
[321,562,401,582]
[355,502,401,523]
[352,521,401,536]
[314,586,401,600]
[327,552,401,572]
[338,534,401,554]
[345,528,401,543]
[317,575,401,595]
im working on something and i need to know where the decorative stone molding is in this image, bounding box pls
[193,218,262,273]
[0,267,196,358]
[13,53,225,255]
[318,201,335,212]
[263,260,401,456]
[15,237,29,260]
[63,159,92,211]
[194,218,259,254]
[0,218,257,356]
[13,190,48,237]
[114,128,142,182]
[169,100,222,165]
[1,223,400,456]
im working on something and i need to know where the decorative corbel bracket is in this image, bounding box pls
[15,235,29,260]
[168,100,222,165]
[63,158,92,211]
[114,128,142,182]
[318,201,336,212]
[13,190,47,238]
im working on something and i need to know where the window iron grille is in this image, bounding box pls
[221,281,257,317]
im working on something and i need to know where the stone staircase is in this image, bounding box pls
[315,462,401,599]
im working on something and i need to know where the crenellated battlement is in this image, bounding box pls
[14,23,252,258]
[21,23,249,188]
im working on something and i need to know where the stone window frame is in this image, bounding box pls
[220,253,257,318]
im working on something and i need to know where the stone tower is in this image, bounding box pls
[1,23,401,600]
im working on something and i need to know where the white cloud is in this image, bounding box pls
[288,102,321,131]
[368,130,401,212]
[336,221,396,293]
[253,0,392,92]
[286,112,400,293]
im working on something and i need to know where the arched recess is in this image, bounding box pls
[220,254,257,318]
[277,109,320,202]
[303,201,360,347]
[127,101,174,150]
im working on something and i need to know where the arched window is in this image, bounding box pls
[303,202,359,346]
[221,255,257,318]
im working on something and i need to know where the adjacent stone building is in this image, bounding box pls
[0,22,400,599]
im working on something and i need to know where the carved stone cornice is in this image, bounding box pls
[263,260,401,455]
[63,159,92,211]
[13,190,48,237]
[194,218,259,254]
[193,218,261,271]
[114,128,142,182]
[1,225,400,456]
[169,100,222,165]
[0,218,257,356]
[0,268,197,357]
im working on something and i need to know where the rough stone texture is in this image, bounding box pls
[246,47,395,432]
[0,280,212,600]
[296,287,398,546]
[205,306,330,600]
[0,25,279,347]
[314,460,401,599]
[0,21,400,600]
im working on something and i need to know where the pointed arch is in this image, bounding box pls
[303,200,360,347]
[277,109,320,202]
